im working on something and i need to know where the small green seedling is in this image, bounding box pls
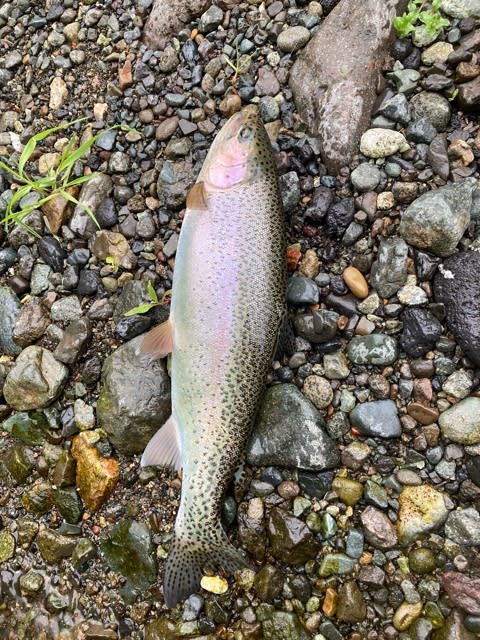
[394,0,449,39]
[124,281,163,316]
[0,118,133,236]
[225,47,255,84]
[105,255,120,273]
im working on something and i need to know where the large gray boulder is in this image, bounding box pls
[289,0,407,173]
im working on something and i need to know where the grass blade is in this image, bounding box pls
[58,189,100,228]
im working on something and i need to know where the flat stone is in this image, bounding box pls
[348,335,398,366]
[350,400,401,438]
[360,506,398,549]
[246,384,339,471]
[3,346,68,410]
[370,237,409,298]
[407,402,439,425]
[438,397,480,445]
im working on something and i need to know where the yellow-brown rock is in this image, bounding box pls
[343,266,369,298]
[71,431,119,512]
[92,230,129,264]
[392,601,423,631]
[299,249,321,279]
[397,484,448,545]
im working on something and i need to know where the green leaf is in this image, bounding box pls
[63,172,100,187]
[4,184,33,214]
[57,134,98,174]
[18,137,37,178]
[123,302,158,317]
[393,13,417,37]
[146,280,158,303]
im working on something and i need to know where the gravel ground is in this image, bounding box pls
[1,0,480,639]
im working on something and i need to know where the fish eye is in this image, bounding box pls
[238,126,254,143]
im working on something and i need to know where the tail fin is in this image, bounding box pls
[163,528,247,608]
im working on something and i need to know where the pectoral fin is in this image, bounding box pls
[140,414,182,471]
[186,181,208,210]
[141,319,173,360]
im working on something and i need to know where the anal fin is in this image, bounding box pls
[140,414,182,471]
[141,319,173,361]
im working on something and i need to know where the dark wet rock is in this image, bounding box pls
[21,480,55,515]
[69,174,113,239]
[305,186,334,222]
[0,286,21,356]
[279,171,301,213]
[361,506,398,549]
[318,552,356,577]
[71,431,120,512]
[3,346,69,410]
[36,527,77,564]
[440,572,480,615]
[376,92,410,125]
[326,198,355,238]
[12,297,50,347]
[254,564,284,601]
[294,309,338,344]
[433,251,480,366]
[287,276,319,305]
[115,315,153,340]
[428,135,450,180]
[55,487,84,524]
[457,76,480,110]
[96,198,118,228]
[101,519,156,602]
[399,308,443,357]
[267,507,319,564]
[53,318,92,364]
[350,400,401,438]
[77,269,100,296]
[414,250,441,281]
[409,91,451,131]
[347,335,398,366]
[290,0,402,172]
[257,605,310,640]
[97,335,171,454]
[37,237,67,272]
[247,384,339,471]
[2,411,49,445]
[400,178,476,256]
[370,237,408,298]
[0,247,17,275]
[336,581,367,622]
[71,538,97,570]
[53,451,77,488]
[2,444,35,483]
[405,117,438,144]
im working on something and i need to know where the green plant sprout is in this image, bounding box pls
[124,281,170,317]
[225,47,255,84]
[394,0,449,39]
[105,255,120,273]
[0,118,133,237]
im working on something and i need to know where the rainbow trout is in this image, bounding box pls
[140,105,286,607]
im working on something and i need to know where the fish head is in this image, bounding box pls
[199,104,275,192]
